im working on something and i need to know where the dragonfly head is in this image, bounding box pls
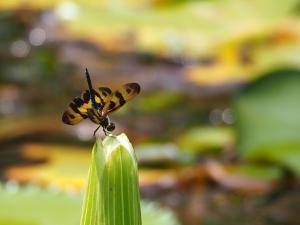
[106,122,115,132]
[100,116,115,133]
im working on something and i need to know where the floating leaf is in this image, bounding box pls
[177,127,235,153]
[232,69,300,176]
[0,182,180,225]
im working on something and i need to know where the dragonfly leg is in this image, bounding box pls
[93,125,102,136]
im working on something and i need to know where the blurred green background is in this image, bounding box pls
[0,0,300,225]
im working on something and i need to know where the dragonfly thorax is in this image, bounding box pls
[87,109,115,133]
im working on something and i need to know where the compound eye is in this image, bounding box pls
[107,123,115,132]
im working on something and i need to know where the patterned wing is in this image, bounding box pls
[62,87,112,125]
[94,87,113,108]
[101,83,140,116]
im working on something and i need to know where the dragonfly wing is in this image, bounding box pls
[101,83,140,116]
[62,90,94,125]
[62,87,113,125]
[94,87,113,108]
[62,97,89,125]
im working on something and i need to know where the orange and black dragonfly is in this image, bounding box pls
[62,69,140,136]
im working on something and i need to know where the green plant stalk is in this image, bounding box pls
[80,133,142,225]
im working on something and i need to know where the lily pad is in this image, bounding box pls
[232,69,300,176]
[0,183,180,225]
[177,126,235,153]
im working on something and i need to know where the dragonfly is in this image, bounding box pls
[62,69,140,136]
